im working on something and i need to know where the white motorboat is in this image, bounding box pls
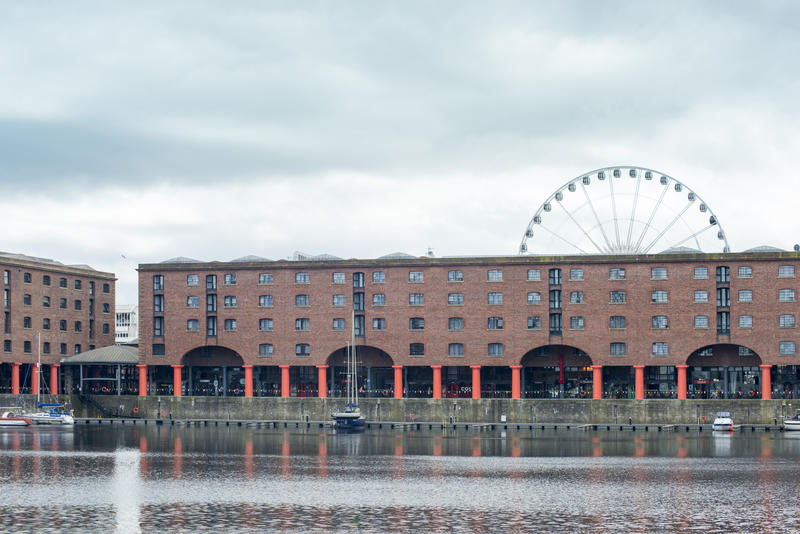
[0,411,32,426]
[783,414,800,431]
[28,404,75,425]
[712,411,734,431]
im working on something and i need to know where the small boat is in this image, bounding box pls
[783,413,800,431]
[0,411,32,426]
[712,411,734,431]
[28,404,75,425]
[331,311,365,430]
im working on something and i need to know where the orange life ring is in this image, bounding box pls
[132,407,139,414]
[700,416,706,423]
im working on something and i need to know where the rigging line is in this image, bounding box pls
[625,171,642,250]
[535,224,590,254]
[581,181,613,251]
[555,199,604,253]
[667,224,716,250]
[609,171,621,248]
[642,200,694,254]
[633,181,670,253]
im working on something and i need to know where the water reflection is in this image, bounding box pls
[113,448,141,533]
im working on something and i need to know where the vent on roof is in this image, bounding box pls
[743,245,786,253]
[292,252,342,261]
[161,257,202,263]
[231,255,272,262]
[379,252,416,259]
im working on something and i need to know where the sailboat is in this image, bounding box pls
[331,310,365,429]
[26,333,74,425]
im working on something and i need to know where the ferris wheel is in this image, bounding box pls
[519,166,730,255]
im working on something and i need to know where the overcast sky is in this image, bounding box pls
[2,1,799,304]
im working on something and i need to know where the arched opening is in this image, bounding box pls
[686,344,762,399]
[181,346,245,397]
[326,345,395,398]
[520,345,593,398]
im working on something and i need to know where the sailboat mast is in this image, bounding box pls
[37,331,41,404]
[352,308,357,404]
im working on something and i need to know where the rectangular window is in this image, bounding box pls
[206,275,217,290]
[59,320,67,331]
[259,295,274,307]
[694,267,708,279]
[449,317,463,331]
[780,314,795,328]
[738,266,752,278]
[152,317,162,336]
[738,289,753,302]
[151,344,164,356]
[43,318,50,330]
[527,316,541,330]
[610,342,627,356]
[259,273,273,284]
[488,269,503,281]
[153,275,164,291]
[353,272,365,288]
[187,319,199,332]
[153,295,164,312]
[549,289,562,309]
[609,268,626,280]
[103,323,109,335]
[372,318,386,330]
[549,313,562,334]
[739,346,754,356]
[409,293,424,306]
[332,272,346,284]
[332,318,345,331]
[330,294,344,307]
[74,321,82,333]
[3,270,8,285]
[570,268,584,281]
[59,277,67,288]
[23,316,31,329]
[716,266,730,283]
[372,272,385,283]
[59,343,67,355]
[410,343,425,356]
[610,291,626,304]
[549,269,562,285]
[488,292,503,305]
[448,293,463,305]
[24,294,31,306]
[488,343,504,356]
[296,294,310,306]
[527,269,541,281]
[74,299,81,310]
[448,343,464,357]
[23,341,32,354]
[295,318,310,331]
[353,292,364,311]
[295,344,311,356]
[780,289,796,302]
[739,315,753,328]
[570,291,583,304]
[694,315,709,328]
[187,274,199,286]
[651,267,667,279]
[652,315,668,329]
[74,280,82,290]
[103,283,110,293]
[206,294,217,312]
[187,296,199,308]
[259,343,274,357]
[570,316,584,330]
[409,317,425,330]
[42,342,50,354]
[103,303,110,313]
[223,296,237,308]
[259,318,273,331]
[373,294,386,306]
[652,342,669,356]
[488,317,503,330]
[609,316,626,329]
[295,273,310,284]
[779,265,795,277]
[780,341,796,355]
[651,290,668,303]
[43,296,50,308]
[694,290,708,303]
[527,292,541,305]
[717,311,730,334]
[3,340,10,352]
[23,272,31,283]
[42,275,50,286]
[409,271,424,283]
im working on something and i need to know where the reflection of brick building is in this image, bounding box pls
[136,251,800,400]
[1,251,116,394]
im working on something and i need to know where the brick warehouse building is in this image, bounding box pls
[1,252,116,394]
[136,250,800,401]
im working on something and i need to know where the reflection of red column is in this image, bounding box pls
[760,365,772,400]
[137,364,147,396]
[317,365,328,398]
[280,365,290,398]
[11,362,20,394]
[471,366,481,399]
[511,365,522,399]
[243,365,253,397]
[676,365,688,400]
[634,365,645,400]
[31,363,40,396]
[171,365,183,397]
[393,365,403,398]
[431,365,442,399]
[50,364,59,395]
[592,365,602,399]
[174,436,183,479]
[245,438,254,479]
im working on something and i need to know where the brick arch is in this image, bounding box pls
[326,345,394,367]
[181,345,244,367]
[519,344,593,367]
[685,343,762,366]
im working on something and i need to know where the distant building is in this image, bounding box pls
[115,304,138,344]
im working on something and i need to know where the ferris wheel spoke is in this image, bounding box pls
[633,181,670,253]
[625,172,642,251]
[556,200,604,253]
[666,224,717,250]
[609,172,621,248]
[581,182,613,251]
[536,224,590,254]
[642,200,694,254]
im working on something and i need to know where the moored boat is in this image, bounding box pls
[0,411,32,426]
[331,311,366,430]
[28,404,75,425]
[712,411,734,431]
[783,414,800,431]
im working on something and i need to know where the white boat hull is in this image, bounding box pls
[783,420,800,431]
[28,413,75,425]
